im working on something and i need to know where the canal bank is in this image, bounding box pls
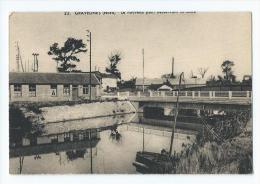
[10,100,136,125]
[9,100,252,174]
[174,114,252,174]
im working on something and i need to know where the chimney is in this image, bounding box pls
[172,57,174,77]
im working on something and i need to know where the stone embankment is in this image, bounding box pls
[20,101,136,124]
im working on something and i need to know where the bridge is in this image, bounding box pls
[101,90,252,112]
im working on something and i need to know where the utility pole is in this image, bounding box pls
[87,30,92,101]
[24,60,26,72]
[90,129,93,174]
[169,72,184,155]
[172,57,174,77]
[16,42,20,72]
[16,42,25,72]
[32,53,39,72]
[142,48,145,93]
[27,60,29,72]
[142,127,145,152]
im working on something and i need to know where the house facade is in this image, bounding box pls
[93,72,118,92]
[100,73,118,92]
[9,72,101,102]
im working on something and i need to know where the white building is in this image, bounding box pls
[98,73,118,92]
[9,72,101,102]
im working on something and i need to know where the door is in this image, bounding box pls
[72,86,79,101]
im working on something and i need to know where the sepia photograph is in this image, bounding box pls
[8,12,252,174]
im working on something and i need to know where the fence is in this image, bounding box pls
[111,90,252,100]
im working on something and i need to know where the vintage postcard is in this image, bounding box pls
[9,12,252,174]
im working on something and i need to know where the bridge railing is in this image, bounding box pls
[113,90,252,100]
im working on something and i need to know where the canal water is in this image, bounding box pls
[9,113,197,174]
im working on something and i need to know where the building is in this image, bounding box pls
[93,71,118,92]
[100,73,118,92]
[135,76,206,91]
[9,72,101,102]
[135,78,164,91]
[157,84,173,91]
[166,76,206,90]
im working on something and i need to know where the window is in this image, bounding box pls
[29,84,36,97]
[63,85,70,96]
[50,84,57,96]
[83,85,89,95]
[14,84,22,97]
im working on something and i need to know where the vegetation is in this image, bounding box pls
[66,149,86,161]
[118,76,137,89]
[9,105,45,146]
[197,67,208,79]
[161,73,175,80]
[221,60,236,82]
[207,60,238,86]
[106,51,122,79]
[48,38,87,72]
[174,111,252,174]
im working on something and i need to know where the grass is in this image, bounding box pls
[174,110,252,174]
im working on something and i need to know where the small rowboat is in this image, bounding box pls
[133,151,175,174]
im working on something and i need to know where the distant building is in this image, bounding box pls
[242,75,252,85]
[9,72,101,102]
[92,71,119,92]
[135,76,206,91]
[166,76,206,90]
[157,84,173,91]
[135,78,164,91]
[100,73,118,92]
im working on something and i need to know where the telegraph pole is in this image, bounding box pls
[27,60,29,72]
[172,57,174,77]
[16,42,20,72]
[87,30,92,101]
[90,129,93,174]
[169,72,184,155]
[32,53,39,72]
[142,127,145,152]
[142,49,145,93]
[16,42,25,72]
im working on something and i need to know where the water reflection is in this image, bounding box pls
[109,124,122,142]
[10,112,198,174]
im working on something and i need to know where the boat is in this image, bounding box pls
[133,151,175,174]
[132,72,184,174]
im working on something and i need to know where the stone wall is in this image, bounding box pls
[40,101,136,123]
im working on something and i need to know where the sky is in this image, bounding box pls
[9,12,251,80]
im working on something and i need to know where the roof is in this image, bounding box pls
[136,78,164,86]
[158,85,173,90]
[9,72,100,85]
[100,73,118,79]
[165,77,207,85]
[136,77,206,86]
[83,71,118,79]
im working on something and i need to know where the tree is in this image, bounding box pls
[190,70,197,79]
[198,67,209,78]
[161,73,172,80]
[221,60,236,82]
[207,75,217,85]
[106,51,122,79]
[118,76,137,89]
[48,38,87,72]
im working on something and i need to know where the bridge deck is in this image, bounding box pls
[128,96,251,105]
